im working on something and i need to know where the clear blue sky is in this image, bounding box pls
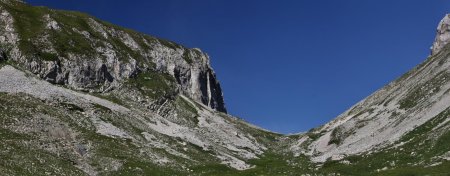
[26,0,449,134]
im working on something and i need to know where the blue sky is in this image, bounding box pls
[26,0,449,134]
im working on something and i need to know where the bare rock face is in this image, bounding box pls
[0,1,226,112]
[431,14,450,55]
[158,48,227,112]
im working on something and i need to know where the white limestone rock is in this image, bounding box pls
[432,14,450,55]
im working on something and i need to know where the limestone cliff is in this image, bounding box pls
[0,0,226,112]
[432,14,450,55]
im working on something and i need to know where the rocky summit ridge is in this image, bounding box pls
[0,0,449,175]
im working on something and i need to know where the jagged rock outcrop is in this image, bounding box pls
[432,14,450,55]
[0,0,226,112]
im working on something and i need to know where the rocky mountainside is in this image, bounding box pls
[0,0,449,175]
[285,13,450,174]
[0,0,226,112]
[0,0,275,175]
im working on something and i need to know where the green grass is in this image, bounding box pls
[92,93,127,107]
[174,97,200,126]
[175,96,199,124]
[317,108,450,175]
[127,71,177,99]
[93,103,111,112]
[188,107,450,175]
[0,81,449,176]
[60,102,84,112]
[190,151,317,176]
[0,93,88,175]
[399,71,450,109]
[112,159,184,176]
[3,3,46,56]
[2,1,97,60]
[37,51,58,61]
[182,50,193,64]
[176,96,198,115]
[0,140,87,176]
[2,1,150,63]
[158,39,181,50]
[328,127,342,145]
[0,92,187,175]
[307,132,323,141]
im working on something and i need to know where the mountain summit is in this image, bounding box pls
[0,1,449,175]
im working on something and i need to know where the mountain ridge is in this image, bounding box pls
[0,0,449,175]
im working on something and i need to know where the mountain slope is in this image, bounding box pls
[0,0,450,175]
[285,14,450,174]
[0,0,279,175]
[0,61,279,175]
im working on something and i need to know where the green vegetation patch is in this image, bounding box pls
[182,50,193,64]
[60,102,84,112]
[4,3,47,56]
[399,71,450,109]
[319,108,450,175]
[158,39,180,50]
[37,51,58,61]
[175,96,198,114]
[3,2,97,59]
[127,71,177,99]
[0,93,88,175]
[328,127,343,145]
[92,93,127,107]
[191,152,316,176]
[93,103,111,113]
[307,132,323,141]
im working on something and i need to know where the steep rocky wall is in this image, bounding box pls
[432,14,450,55]
[0,0,226,112]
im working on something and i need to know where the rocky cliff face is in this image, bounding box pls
[0,0,226,112]
[432,14,450,55]
[0,2,269,175]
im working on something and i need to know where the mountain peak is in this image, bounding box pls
[431,14,450,55]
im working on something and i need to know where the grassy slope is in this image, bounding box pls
[319,108,450,176]
[0,92,192,176]
[0,1,193,66]
[190,108,450,176]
